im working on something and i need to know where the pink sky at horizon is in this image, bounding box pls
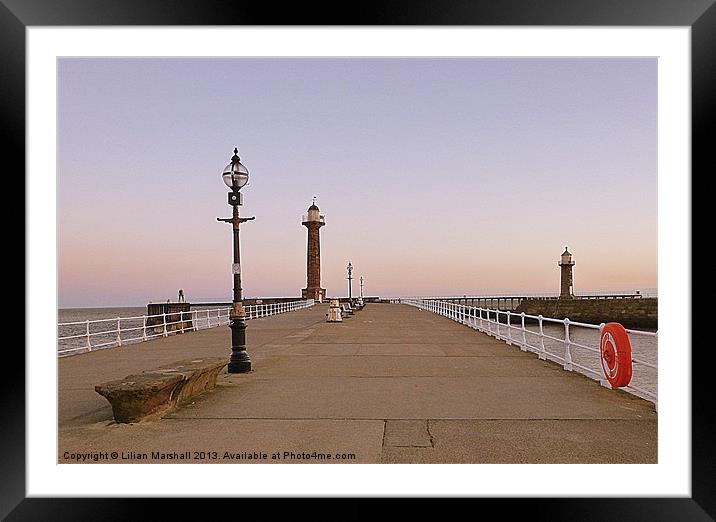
[58,58,657,307]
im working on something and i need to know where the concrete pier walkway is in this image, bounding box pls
[59,303,657,463]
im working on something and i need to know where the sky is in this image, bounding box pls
[57,58,657,307]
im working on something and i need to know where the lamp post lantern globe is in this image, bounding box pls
[222,148,249,190]
[217,147,255,373]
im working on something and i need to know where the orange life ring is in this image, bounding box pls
[600,322,633,388]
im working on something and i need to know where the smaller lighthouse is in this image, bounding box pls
[558,246,575,299]
[301,198,326,302]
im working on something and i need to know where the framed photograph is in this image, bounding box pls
[8,0,710,518]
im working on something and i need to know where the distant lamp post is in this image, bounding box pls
[359,276,364,299]
[217,148,255,373]
[346,262,353,302]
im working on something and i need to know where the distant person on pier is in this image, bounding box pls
[178,289,185,303]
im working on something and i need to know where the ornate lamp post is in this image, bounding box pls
[346,261,353,302]
[360,276,364,299]
[217,148,254,373]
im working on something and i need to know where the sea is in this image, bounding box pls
[58,303,657,399]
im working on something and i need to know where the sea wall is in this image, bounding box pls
[146,302,193,332]
[514,298,657,329]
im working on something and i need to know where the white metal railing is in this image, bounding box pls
[394,298,657,410]
[58,300,315,358]
[391,291,657,300]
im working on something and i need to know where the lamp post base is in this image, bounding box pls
[227,316,252,373]
[228,359,252,373]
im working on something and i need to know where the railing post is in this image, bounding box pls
[116,317,122,346]
[85,320,92,351]
[479,308,484,331]
[180,311,185,334]
[163,312,168,337]
[142,315,147,341]
[563,318,573,370]
[495,311,501,340]
[506,312,512,345]
[538,315,546,360]
[520,312,527,351]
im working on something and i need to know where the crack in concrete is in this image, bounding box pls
[426,419,435,448]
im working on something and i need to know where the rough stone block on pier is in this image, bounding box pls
[94,357,228,423]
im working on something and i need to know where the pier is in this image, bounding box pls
[59,303,656,464]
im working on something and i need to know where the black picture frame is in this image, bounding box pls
[5,0,709,519]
